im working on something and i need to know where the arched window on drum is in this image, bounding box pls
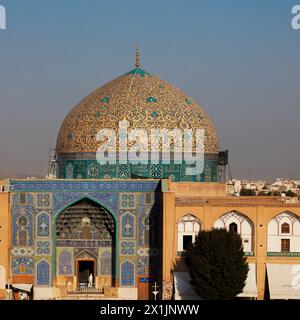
[177,214,201,254]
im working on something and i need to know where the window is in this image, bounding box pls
[281,239,290,252]
[81,217,91,239]
[121,261,134,286]
[37,212,50,237]
[82,225,91,239]
[18,230,27,246]
[281,223,290,234]
[36,260,50,286]
[145,193,152,204]
[183,235,193,250]
[177,214,201,252]
[19,193,26,204]
[229,222,238,233]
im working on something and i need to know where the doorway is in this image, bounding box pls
[78,260,95,285]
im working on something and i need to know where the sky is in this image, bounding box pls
[0,0,299,181]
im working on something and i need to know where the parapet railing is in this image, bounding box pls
[74,283,104,293]
[267,252,300,257]
[176,251,255,256]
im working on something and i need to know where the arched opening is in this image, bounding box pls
[55,198,116,291]
[229,222,238,233]
[74,250,98,291]
[213,211,254,253]
[267,211,300,255]
[281,222,290,234]
[177,214,201,253]
[36,260,51,286]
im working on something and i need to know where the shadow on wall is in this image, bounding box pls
[145,183,163,300]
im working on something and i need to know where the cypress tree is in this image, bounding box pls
[185,228,249,300]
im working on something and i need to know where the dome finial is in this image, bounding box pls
[135,44,140,68]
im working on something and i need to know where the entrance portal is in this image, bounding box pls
[56,198,116,292]
[78,260,94,284]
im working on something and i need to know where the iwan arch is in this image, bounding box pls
[53,197,117,293]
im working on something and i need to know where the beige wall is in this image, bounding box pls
[168,182,227,198]
[163,182,300,300]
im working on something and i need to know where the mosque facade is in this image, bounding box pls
[0,55,300,300]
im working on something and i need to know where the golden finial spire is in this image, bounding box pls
[135,44,140,68]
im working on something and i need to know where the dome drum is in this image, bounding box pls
[57,153,219,181]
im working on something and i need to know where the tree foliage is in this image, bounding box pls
[284,190,297,197]
[258,191,271,196]
[240,188,256,196]
[185,228,249,300]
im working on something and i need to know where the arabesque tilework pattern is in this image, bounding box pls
[10,179,162,288]
[56,68,219,154]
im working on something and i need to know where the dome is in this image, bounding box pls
[55,61,219,182]
[56,68,218,154]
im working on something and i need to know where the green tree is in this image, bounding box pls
[185,228,249,300]
[284,190,297,197]
[273,191,281,196]
[258,191,271,196]
[240,188,255,196]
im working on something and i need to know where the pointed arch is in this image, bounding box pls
[281,222,290,234]
[121,212,136,238]
[74,249,98,261]
[267,210,300,225]
[214,210,254,253]
[267,211,300,254]
[53,196,118,281]
[36,211,51,237]
[99,250,112,275]
[58,250,73,275]
[36,259,51,286]
[53,194,117,221]
[177,214,201,252]
[120,260,135,286]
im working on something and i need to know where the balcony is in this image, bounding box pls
[71,283,104,294]
[177,251,254,257]
[267,252,300,257]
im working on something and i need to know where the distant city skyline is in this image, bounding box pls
[0,0,299,180]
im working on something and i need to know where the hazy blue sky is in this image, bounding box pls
[0,0,299,180]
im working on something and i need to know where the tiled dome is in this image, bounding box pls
[56,67,219,154]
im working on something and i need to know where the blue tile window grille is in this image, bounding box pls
[36,260,50,286]
[121,261,134,286]
[58,251,73,275]
[100,251,112,275]
[121,213,135,238]
[37,212,50,237]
